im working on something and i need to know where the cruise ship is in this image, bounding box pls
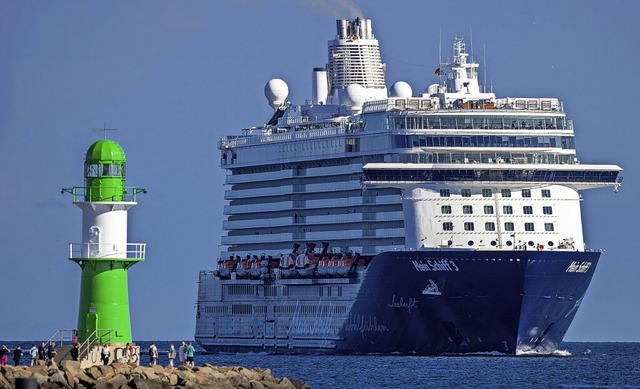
[195,18,622,355]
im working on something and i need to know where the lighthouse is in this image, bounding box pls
[63,139,146,344]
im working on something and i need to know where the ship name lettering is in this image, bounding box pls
[388,295,418,313]
[412,260,459,272]
[345,314,390,337]
[565,261,592,273]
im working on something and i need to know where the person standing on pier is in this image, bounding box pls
[167,343,176,367]
[47,342,57,364]
[101,344,110,365]
[185,342,195,367]
[0,345,9,365]
[29,344,37,366]
[178,341,186,366]
[37,342,45,363]
[149,343,158,365]
[12,346,22,366]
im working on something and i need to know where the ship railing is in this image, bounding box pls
[219,121,363,149]
[69,243,146,260]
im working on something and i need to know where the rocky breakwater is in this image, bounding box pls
[0,360,311,389]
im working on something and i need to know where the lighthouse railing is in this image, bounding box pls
[69,243,146,260]
[61,186,147,202]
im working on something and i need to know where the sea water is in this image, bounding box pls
[1,341,638,388]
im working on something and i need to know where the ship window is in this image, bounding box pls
[543,206,553,215]
[504,222,515,231]
[525,222,535,231]
[485,222,496,231]
[467,240,474,246]
[547,241,554,247]
[523,206,533,215]
[484,205,494,215]
[506,241,513,246]
[464,222,475,231]
[461,189,472,197]
[503,206,513,214]
[442,222,454,231]
[441,205,452,214]
[440,189,451,197]
[490,240,497,246]
[541,189,551,198]
[463,205,473,214]
[528,241,535,247]
[545,223,555,231]
[501,189,511,198]
[482,189,492,197]
[522,189,531,198]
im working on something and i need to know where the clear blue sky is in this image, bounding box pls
[1,0,638,342]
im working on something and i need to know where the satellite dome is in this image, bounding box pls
[264,78,289,109]
[389,81,412,98]
[344,84,366,109]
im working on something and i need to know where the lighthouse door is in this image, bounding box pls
[86,312,99,341]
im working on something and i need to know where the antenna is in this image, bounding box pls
[438,27,442,83]
[93,124,118,139]
[469,27,474,62]
[483,44,487,93]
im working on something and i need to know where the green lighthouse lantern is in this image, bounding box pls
[84,139,126,201]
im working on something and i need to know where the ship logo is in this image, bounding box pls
[422,280,442,296]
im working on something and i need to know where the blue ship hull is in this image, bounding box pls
[337,249,599,354]
[196,249,599,355]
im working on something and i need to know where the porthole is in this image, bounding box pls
[506,241,513,246]
[468,240,474,246]
[490,240,497,246]
[547,241,554,247]
[528,241,534,247]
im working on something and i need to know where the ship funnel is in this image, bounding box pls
[312,67,328,104]
[327,18,387,103]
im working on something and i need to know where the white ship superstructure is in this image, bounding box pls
[219,22,620,259]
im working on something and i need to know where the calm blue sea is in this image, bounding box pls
[1,341,638,388]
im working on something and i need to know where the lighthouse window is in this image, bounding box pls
[461,189,472,197]
[541,189,551,198]
[504,222,515,231]
[464,222,475,231]
[525,222,535,231]
[484,205,494,214]
[485,222,496,231]
[501,189,511,198]
[441,205,452,214]
[543,206,553,215]
[442,222,454,231]
[544,223,555,231]
[503,205,513,214]
[521,189,531,198]
[463,205,473,214]
[523,206,533,215]
[86,163,100,177]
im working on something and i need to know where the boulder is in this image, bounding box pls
[107,374,129,389]
[88,365,103,379]
[50,371,69,387]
